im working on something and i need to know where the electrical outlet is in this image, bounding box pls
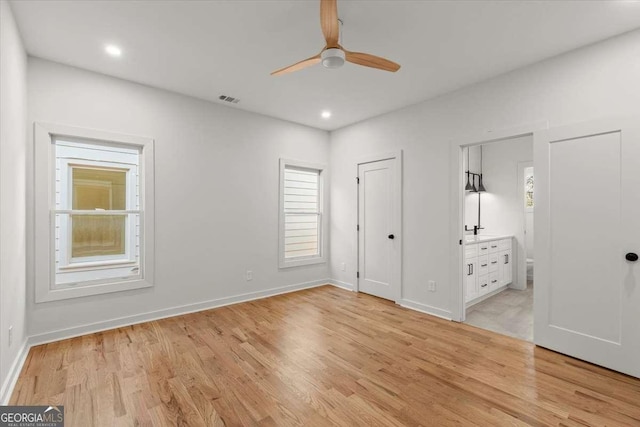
[246,270,253,281]
[341,262,346,271]
[428,280,436,292]
[8,326,13,346]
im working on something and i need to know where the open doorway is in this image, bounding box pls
[461,136,534,341]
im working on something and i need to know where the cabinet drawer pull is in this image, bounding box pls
[481,264,487,267]
[491,261,497,264]
[491,279,498,283]
[480,247,488,250]
[491,245,498,248]
[504,254,509,264]
[481,283,487,288]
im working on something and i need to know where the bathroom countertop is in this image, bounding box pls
[465,234,513,244]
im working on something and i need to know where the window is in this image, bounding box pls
[525,167,534,210]
[279,159,326,268]
[35,123,154,302]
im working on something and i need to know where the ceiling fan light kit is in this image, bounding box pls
[321,48,345,69]
[271,0,400,76]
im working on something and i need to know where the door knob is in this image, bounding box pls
[388,234,395,239]
[626,252,638,262]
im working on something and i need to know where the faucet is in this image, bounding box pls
[473,225,478,236]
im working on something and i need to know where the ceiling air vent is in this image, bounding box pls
[219,95,240,104]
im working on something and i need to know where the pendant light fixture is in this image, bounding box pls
[465,148,475,191]
[477,145,487,193]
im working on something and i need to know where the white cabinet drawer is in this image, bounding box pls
[499,238,512,251]
[478,255,489,276]
[465,243,478,259]
[489,253,500,272]
[478,274,490,296]
[489,271,501,291]
[478,241,490,254]
[488,240,500,253]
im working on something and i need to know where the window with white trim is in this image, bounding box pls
[54,139,141,287]
[279,159,326,268]
[34,123,155,302]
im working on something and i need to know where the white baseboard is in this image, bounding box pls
[0,340,29,405]
[327,279,355,291]
[398,299,452,321]
[28,278,331,347]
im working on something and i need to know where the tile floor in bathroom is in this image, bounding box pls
[465,280,533,342]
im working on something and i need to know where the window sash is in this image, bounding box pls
[53,137,142,285]
[279,159,326,268]
[283,166,320,260]
[284,212,321,259]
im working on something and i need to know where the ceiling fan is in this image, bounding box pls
[271,0,401,76]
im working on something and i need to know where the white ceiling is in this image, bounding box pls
[10,0,640,130]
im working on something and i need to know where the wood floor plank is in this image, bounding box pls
[9,285,640,426]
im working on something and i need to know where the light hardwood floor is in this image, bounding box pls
[10,285,640,426]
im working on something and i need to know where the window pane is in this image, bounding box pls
[284,168,319,213]
[55,212,141,288]
[72,214,126,258]
[73,168,127,210]
[284,213,319,258]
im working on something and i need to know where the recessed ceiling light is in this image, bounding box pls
[321,111,332,119]
[105,44,122,57]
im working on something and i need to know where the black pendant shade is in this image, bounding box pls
[465,148,475,191]
[477,174,487,192]
[478,146,487,192]
[464,146,488,193]
[465,172,474,191]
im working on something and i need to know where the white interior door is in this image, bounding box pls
[534,118,640,377]
[358,158,400,301]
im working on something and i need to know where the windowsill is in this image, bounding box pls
[279,256,326,269]
[58,259,138,272]
[37,278,152,303]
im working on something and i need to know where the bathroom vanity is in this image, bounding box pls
[464,235,514,305]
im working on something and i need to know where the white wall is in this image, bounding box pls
[479,135,533,289]
[26,58,330,338]
[0,0,28,398]
[330,28,640,318]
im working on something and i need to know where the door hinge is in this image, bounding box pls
[357,224,360,231]
[357,272,360,279]
[356,177,360,184]
[459,239,462,245]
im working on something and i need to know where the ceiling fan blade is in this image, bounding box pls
[271,54,321,76]
[345,51,401,72]
[320,0,339,47]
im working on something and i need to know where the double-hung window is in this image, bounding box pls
[34,123,155,302]
[279,159,326,268]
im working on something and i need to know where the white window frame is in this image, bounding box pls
[57,154,137,269]
[34,123,155,302]
[278,158,327,269]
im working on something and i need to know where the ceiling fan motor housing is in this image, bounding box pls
[321,48,345,69]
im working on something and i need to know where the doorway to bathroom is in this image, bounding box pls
[458,135,535,342]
